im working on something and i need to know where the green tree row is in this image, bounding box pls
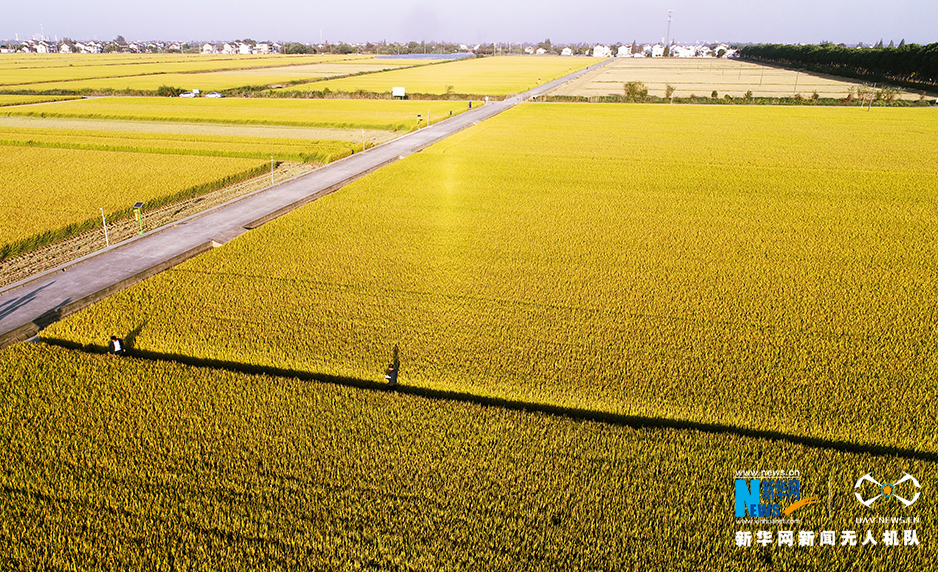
[739,42,938,88]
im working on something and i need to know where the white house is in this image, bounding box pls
[593,45,612,58]
[59,43,72,53]
[561,47,573,56]
[238,43,252,55]
[650,44,665,57]
[201,43,216,54]
[221,43,236,55]
[616,45,631,57]
[255,43,270,54]
[671,46,695,58]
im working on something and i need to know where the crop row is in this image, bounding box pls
[0,343,933,569]
[0,125,360,162]
[8,59,435,95]
[0,53,369,88]
[43,104,938,455]
[0,96,477,130]
[0,94,82,107]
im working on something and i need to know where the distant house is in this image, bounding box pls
[650,44,665,57]
[561,47,573,56]
[238,43,252,55]
[201,43,216,54]
[221,43,236,55]
[59,43,72,54]
[255,43,270,54]
[616,45,631,57]
[593,45,612,58]
[671,46,695,58]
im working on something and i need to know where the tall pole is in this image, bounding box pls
[100,208,109,247]
[665,9,673,54]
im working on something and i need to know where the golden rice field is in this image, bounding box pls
[0,53,370,89]
[0,116,402,146]
[0,96,477,130]
[0,343,932,569]
[0,146,266,260]
[44,104,938,458]
[288,55,602,96]
[11,58,439,93]
[550,57,924,100]
[0,94,82,106]
[0,125,361,162]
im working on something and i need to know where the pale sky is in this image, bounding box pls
[4,0,935,46]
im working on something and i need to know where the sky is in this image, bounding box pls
[4,0,936,46]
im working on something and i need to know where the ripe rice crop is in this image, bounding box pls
[0,146,266,260]
[0,343,933,568]
[287,55,602,96]
[0,125,359,162]
[0,96,476,130]
[43,104,938,455]
[13,60,428,94]
[0,53,367,89]
[0,94,82,107]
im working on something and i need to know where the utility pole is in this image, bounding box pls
[665,9,673,54]
[100,208,109,247]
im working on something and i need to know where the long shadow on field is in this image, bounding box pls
[41,336,938,464]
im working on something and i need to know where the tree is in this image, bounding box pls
[665,83,676,99]
[537,38,552,52]
[623,81,648,101]
[155,85,184,97]
[631,40,639,55]
[115,35,125,44]
[283,42,315,54]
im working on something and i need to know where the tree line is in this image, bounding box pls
[739,43,938,89]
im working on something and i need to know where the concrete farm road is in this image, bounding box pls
[0,59,612,347]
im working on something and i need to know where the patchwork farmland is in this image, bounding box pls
[0,51,934,569]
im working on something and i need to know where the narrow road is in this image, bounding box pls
[0,59,612,347]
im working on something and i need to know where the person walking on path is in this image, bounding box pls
[108,335,127,356]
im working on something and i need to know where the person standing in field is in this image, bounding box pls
[385,363,398,387]
[108,335,127,356]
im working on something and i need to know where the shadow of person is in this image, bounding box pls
[124,320,148,352]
